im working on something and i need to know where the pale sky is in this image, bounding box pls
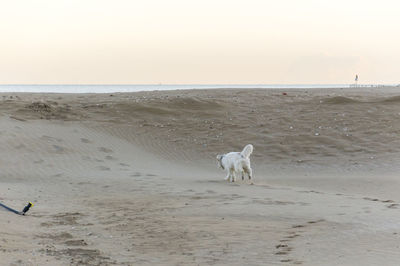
[0,0,399,84]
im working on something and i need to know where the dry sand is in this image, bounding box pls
[1,87,400,265]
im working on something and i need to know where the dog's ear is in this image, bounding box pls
[216,154,222,161]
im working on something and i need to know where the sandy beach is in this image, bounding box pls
[1,87,400,265]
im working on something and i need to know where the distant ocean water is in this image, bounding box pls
[0,84,393,93]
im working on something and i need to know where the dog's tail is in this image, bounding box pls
[240,144,253,159]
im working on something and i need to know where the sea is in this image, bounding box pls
[0,84,394,93]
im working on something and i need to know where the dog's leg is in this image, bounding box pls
[239,166,244,180]
[248,167,253,180]
[244,166,253,180]
[224,169,230,181]
[229,168,235,182]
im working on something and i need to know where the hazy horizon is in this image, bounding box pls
[1,0,399,84]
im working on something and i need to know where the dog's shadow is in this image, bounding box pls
[197,179,226,184]
[197,179,249,186]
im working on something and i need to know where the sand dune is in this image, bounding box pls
[1,88,400,265]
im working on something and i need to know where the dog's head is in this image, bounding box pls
[216,154,224,170]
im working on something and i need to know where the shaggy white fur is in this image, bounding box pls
[216,144,253,182]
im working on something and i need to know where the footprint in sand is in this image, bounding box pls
[96,166,110,171]
[105,155,116,161]
[307,219,325,224]
[98,147,113,153]
[131,172,142,177]
[275,243,292,255]
[50,248,109,264]
[275,220,325,263]
[81,156,92,161]
[387,203,399,209]
[292,225,305,228]
[298,190,324,194]
[80,138,91,144]
[42,135,63,142]
[363,197,398,209]
[64,239,88,246]
[37,232,73,241]
[363,197,380,202]
[53,145,65,153]
[15,144,26,149]
[42,212,83,227]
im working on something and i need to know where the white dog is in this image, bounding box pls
[216,144,253,182]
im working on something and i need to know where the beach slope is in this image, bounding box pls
[1,88,400,265]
